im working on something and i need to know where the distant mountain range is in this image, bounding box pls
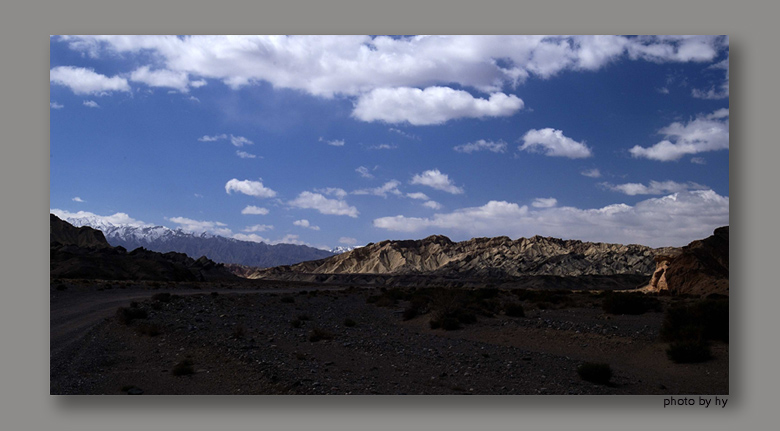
[54,212,334,268]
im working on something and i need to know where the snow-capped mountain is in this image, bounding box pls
[53,213,334,268]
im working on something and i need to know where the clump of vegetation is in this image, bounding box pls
[577,362,612,385]
[116,306,148,325]
[280,296,295,304]
[601,292,662,315]
[308,327,335,342]
[440,317,461,331]
[666,340,713,363]
[343,318,357,327]
[172,358,195,376]
[136,323,162,337]
[660,298,728,344]
[151,292,172,302]
[291,319,303,328]
[232,324,247,339]
[297,314,311,321]
[503,302,525,318]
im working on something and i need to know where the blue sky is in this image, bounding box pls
[50,35,729,249]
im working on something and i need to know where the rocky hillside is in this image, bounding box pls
[50,215,237,282]
[251,234,679,282]
[643,226,729,296]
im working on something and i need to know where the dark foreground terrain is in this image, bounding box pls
[50,279,727,395]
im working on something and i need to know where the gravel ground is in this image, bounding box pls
[50,283,728,395]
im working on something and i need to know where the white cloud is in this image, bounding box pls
[410,169,464,194]
[50,66,130,95]
[692,57,729,100]
[319,137,345,147]
[167,216,232,236]
[82,100,99,108]
[191,80,207,88]
[230,135,253,147]
[367,144,397,150]
[225,179,277,198]
[406,192,430,200]
[691,157,707,165]
[194,193,203,198]
[580,168,602,178]
[293,219,320,230]
[57,35,724,98]
[657,87,670,94]
[71,197,85,203]
[289,191,359,217]
[339,237,358,245]
[314,187,348,199]
[50,101,64,109]
[520,128,592,158]
[236,150,257,159]
[198,134,227,142]
[130,66,191,92]
[532,197,557,208]
[353,180,402,198]
[188,96,200,103]
[352,86,523,125]
[243,224,274,232]
[454,139,507,154]
[272,234,305,245]
[422,200,442,210]
[601,180,708,196]
[629,109,729,161]
[241,205,269,215]
[373,190,729,247]
[388,128,420,141]
[51,208,152,228]
[356,166,374,179]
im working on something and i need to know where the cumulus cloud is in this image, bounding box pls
[454,139,507,154]
[629,109,729,161]
[230,135,253,147]
[410,169,464,194]
[241,205,269,215]
[319,137,345,147]
[356,166,374,179]
[520,129,593,158]
[130,66,191,92]
[243,224,274,232]
[82,100,99,108]
[373,190,728,247]
[691,157,707,165]
[580,168,602,178]
[601,180,708,196]
[197,134,253,147]
[50,101,64,109]
[289,191,359,217]
[236,150,257,159]
[198,134,227,142]
[339,237,358,245]
[367,144,397,150]
[71,197,85,203]
[293,219,320,230]
[532,197,557,208]
[50,66,130,95]
[353,87,523,125]
[353,180,402,198]
[167,216,232,236]
[315,187,349,199]
[56,35,724,98]
[406,192,430,200]
[388,128,420,141]
[51,208,152,228]
[422,200,442,210]
[225,179,277,198]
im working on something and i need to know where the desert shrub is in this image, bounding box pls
[366,295,380,304]
[130,301,140,308]
[291,319,303,328]
[280,296,295,304]
[536,302,553,310]
[373,295,396,307]
[601,292,662,315]
[504,302,525,318]
[429,320,441,329]
[474,288,500,300]
[402,306,418,321]
[150,302,163,311]
[136,323,162,337]
[666,341,712,363]
[151,292,171,303]
[116,307,148,325]
[55,284,67,291]
[308,327,335,342]
[210,292,219,298]
[577,362,612,385]
[343,318,356,327]
[172,359,195,376]
[454,310,477,324]
[297,314,311,321]
[440,317,461,331]
[661,298,728,343]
